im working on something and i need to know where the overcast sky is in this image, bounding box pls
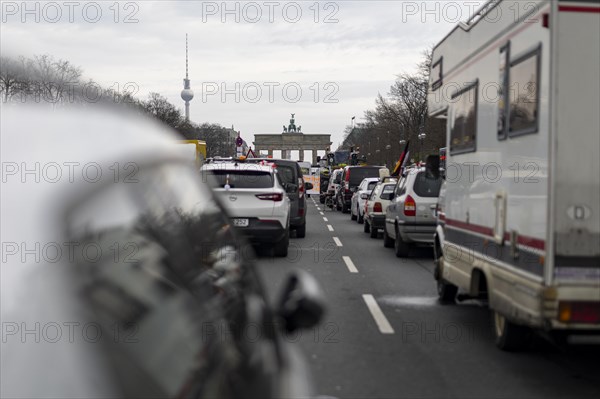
[2,0,484,154]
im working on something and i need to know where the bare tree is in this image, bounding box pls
[143,92,183,129]
[0,56,28,102]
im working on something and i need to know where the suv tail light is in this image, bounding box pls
[374,202,383,213]
[404,195,416,216]
[256,193,283,201]
[298,177,305,198]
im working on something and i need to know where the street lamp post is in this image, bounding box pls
[418,133,426,162]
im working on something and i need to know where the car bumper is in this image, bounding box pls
[232,218,287,243]
[290,214,305,227]
[398,223,436,244]
[368,214,386,229]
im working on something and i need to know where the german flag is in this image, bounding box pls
[391,140,410,177]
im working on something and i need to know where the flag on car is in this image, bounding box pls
[391,140,410,176]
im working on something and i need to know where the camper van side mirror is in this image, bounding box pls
[425,155,440,180]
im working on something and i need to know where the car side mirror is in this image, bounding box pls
[351,187,358,193]
[278,270,326,332]
[286,183,298,193]
[304,182,313,191]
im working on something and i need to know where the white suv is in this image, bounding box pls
[201,161,291,256]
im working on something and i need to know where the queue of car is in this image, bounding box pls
[326,163,443,258]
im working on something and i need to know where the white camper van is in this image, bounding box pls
[429,0,600,350]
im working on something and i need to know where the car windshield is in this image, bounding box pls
[208,170,274,188]
[367,181,378,191]
[413,171,443,197]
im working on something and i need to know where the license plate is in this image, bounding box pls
[232,218,249,227]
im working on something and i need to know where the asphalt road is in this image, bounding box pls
[254,196,600,399]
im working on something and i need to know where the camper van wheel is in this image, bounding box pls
[394,228,410,258]
[435,256,457,303]
[437,279,458,303]
[492,311,532,351]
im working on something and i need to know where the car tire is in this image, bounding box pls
[273,230,289,257]
[319,196,325,204]
[394,228,410,257]
[296,222,306,238]
[363,220,370,233]
[351,206,357,220]
[357,207,364,224]
[383,228,394,248]
[492,311,532,351]
[370,226,378,238]
[342,202,349,213]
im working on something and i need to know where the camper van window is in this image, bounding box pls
[450,81,478,154]
[497,42,510,140]
[509,46,541,136]
[431,57,443,91]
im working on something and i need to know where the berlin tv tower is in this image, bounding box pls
[180,33,194,121]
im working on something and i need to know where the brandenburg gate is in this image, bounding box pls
[253,114,332,164]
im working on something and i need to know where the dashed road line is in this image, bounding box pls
[342,256,358,273]
[333,237,343,247]
[323,217,328,222]
[362,294,395,334]
[327,225,334,232]
[319,212,324,216]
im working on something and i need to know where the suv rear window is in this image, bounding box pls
[209,170,274,189]
[413,172,442,197]
[349,168,381,186]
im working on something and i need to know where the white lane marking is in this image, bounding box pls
[362,294,395,334]
[319,212,324,216]
[316,208,321,211]
[342,256,358,273]
[323,217,328,222]
[327,225,334,232]
[333,237,343,247]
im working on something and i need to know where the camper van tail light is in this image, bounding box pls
[256,193,283,202]
[404,195,416,216]
[542,13,549,28]
[374,202,383,213]
[298,177,305,198]
[558,301,600,324]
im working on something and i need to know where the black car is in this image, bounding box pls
[2,106,324,398]
[244,158,312,237]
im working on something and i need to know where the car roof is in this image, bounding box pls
[202,162,275,173]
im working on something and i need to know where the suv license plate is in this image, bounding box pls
[232,218,249,227]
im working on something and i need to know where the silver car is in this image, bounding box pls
[350,177,380,223]
[384,167,443,257]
